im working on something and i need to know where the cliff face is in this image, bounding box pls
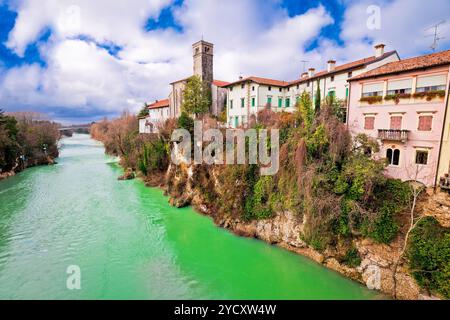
[163,162,447,300]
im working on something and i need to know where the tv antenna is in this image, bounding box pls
[300,60,309,73]
[425,20,446,52]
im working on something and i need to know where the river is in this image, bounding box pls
[0,134,381,299]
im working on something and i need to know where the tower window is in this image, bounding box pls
[268,86,272,91]
[330,76,335,82]
[279,88,282,92]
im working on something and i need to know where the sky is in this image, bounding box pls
[0,0,449,124]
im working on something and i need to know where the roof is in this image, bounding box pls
[212,80,230,87]
[147,99,170,110]
[223,51,399,88]
[349,49,450,81]
[224,76,290,88]
[289,50,399,85]
[170,77,230,86]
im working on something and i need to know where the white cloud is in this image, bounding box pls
[0,0,449,122]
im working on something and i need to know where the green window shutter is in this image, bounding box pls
[241,98,245,108]
[230,100,233,109]
[346,87,349,98]
[278,98,282,108]
[252,97,255,107]
[285,98,290,108]
[267,97,272,106]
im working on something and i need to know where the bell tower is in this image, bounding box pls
[192,40,214,87]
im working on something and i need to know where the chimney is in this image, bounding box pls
[301,72,308,79]
[327,60,336,72]
[374,44,385,58]
[308,68,315,78]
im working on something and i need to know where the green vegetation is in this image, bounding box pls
[137,103,149,118]
[407,217,450,299]
[0,110,60,174]
[182,75,211,117]
[341,246,362,268]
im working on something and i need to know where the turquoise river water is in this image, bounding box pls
[0,134,382,299]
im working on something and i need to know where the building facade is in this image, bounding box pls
[225,44,400,128]
[347,50,450,187]
[139,99,170,134]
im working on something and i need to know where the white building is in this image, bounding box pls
[139,99,170,134]
[225,44,400,128]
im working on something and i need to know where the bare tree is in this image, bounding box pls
[391,161,432,298]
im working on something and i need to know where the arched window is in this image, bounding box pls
[386,148,400,166]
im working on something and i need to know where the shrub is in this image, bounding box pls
[341,246,362,268]
[361,204,399,244]
[407,217,450,299]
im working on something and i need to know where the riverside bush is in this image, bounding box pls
[407,217,450,299]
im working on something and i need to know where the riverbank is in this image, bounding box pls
[0,134,381,300]
[90,108,449,300]
[0,155,57,181]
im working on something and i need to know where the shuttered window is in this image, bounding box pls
[388,79,413,91]
[418,116,433,131]
[364,117,375,130]
[285,98,290,108]
[417,74,446,87]
[362,82,383,97]
[387,79,412,94]
[390,116,402,130]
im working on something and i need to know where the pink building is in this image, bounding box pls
[347,50,450,186]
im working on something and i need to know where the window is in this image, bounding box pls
[230,100,233,109]
[252,86,255,91]
[348,72,353,78]
[416,74,447,92]
[285,98,290,108]
[330,75,335,82]
[278,97,283,108]
[328,90,335,98]
[416,150,429,165]
[387,79,413,95]
[418,115,433,131]
[346,87,349,98]
[241,83,245,89]
[230,87,233,92]
[267,97,272,106]
[297,85,299,89]
[362,82,383,97]
[387,148,400,166]
[287,87,290,92]
[242,115,247,125]
[278,88,282,93]
[307,81,310,87]
[268,86,272,91]
[251,97,256,107]
[241,98,245,108]
[390,116,402,130]
[364,117,375,130]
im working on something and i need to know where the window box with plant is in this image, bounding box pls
[412,90,446,101]
[384,93,412,104]
[359,95,383,104]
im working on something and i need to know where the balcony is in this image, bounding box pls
[378,129,409,142]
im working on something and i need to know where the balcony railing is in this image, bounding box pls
[378,129,409,142]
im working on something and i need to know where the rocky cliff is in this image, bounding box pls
[162,162,448,300]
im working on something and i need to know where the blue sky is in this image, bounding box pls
[0,0,449,124]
